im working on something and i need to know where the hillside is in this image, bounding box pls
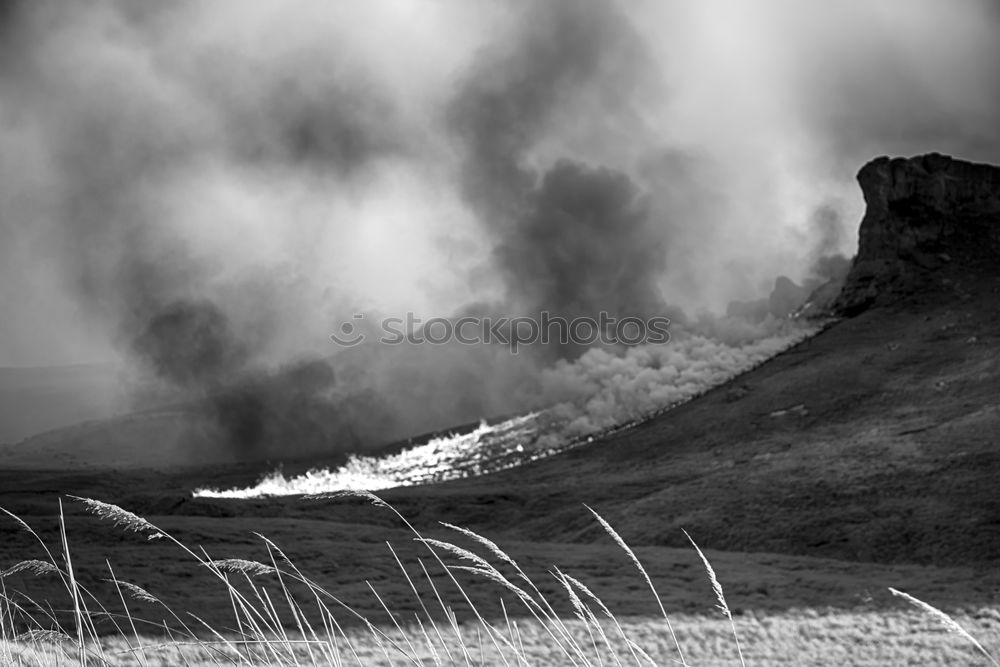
[368,284,1000,565]
[1,153,998,638]
[131,152,996,567]
[359,153,1000,565]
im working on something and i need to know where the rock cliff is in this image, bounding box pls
[835,153,1000,315]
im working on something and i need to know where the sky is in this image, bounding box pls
[1,0,998,368]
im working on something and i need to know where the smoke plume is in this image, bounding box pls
[1,0,998,461]
[450,0,676,352]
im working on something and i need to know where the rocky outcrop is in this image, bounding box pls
[727,255,852,323]
[835,153,1000,315]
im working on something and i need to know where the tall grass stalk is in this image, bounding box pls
[0,495,995,665]
[683,530,745,667]
[889,587,999,666]
[585,505,686,666]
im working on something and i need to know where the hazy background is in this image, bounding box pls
[0,0,998,453]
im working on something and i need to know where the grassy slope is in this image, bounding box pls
[357,280,1000,566]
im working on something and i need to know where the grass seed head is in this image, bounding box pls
[208,558,278,577]
[889,586,998,665]
[68,496,163,538]
[684,529,732,620]
[1,560,59,579]
[106,578,161,604]
[305,489,388,508]
[416,538,493,572]
[440,522,518,568]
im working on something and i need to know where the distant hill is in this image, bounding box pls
[0,363,124,444]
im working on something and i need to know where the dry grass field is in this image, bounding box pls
[1,494,998,666]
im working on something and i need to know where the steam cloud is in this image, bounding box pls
[1,0,998,461]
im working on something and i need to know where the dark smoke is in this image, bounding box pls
[450,0,675,357]
[132,300,247,388]
[449,0,645,223]
[128,299,374,456]
[0,1,411,457]
[495,160,667,324]
[205,359,391,456]
[0,0,19,36]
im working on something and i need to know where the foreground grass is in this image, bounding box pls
[5,610,1000,666]
[4,609,1000,666]
[1,495,997,666]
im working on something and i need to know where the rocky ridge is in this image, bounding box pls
[834,152,1000,315]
